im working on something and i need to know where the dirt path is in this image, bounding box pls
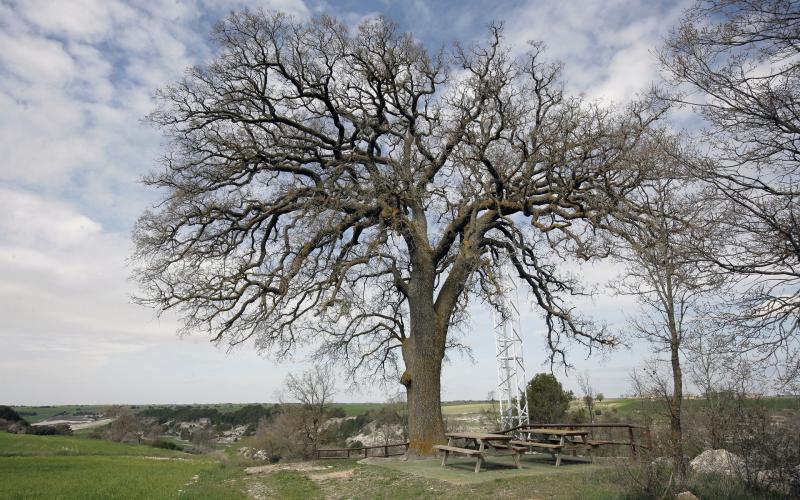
[242,461,358,498]
[308,469,356,482]
[244,462,330,475]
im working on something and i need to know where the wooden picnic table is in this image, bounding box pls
[435,432,524,473]
[503,422,652,459]
[512,428,591,467]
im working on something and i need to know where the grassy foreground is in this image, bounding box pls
[0,456,218,500]
[0,433,223,500]
[0,432,625,499]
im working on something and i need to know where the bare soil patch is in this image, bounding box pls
[244,480,274,499]
[244,461,331,475]
[308,468,356,482]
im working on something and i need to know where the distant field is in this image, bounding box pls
[11,403,276,424]
[440,396,800,423]
[441,403,493,415]
[330,400,495,417]
[327,403,388,416]
[595,397,800,423]
[13,396,798,426]
[11,405,110,424]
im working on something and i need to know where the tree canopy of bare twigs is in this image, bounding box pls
[132,10,666,453]
[285,365,336,413]
[660,0,800,373]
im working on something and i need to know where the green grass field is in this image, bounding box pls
[0,433,188,457]
[0,456,217,500]
[0,433,226,500]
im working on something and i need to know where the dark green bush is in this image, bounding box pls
[526,373,574,423]
[326,407,347,418]
[28,424,72,436]
[150,439,180,450]
[0,406,24,423]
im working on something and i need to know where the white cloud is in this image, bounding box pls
[0,187,311,406]
[0,188,101,245]
[14,0,132,41]
[0,32,77,83]
[208,0,310,17]
[0,188,144,330]
[505,0,690,104]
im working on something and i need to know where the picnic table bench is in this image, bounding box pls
[511,428,590,467]
[434,432,525,473]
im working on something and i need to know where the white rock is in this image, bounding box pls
[345,421,405,447]
[689,449,744,476]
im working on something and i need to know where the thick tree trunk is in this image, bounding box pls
[402,337,446,456]
[401,251,447,456]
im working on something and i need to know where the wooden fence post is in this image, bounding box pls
[628,426,637,459]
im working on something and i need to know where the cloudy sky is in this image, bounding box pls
[0,0,692,406]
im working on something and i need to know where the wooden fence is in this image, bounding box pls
[314,442,410,460]
[501,423,652,458]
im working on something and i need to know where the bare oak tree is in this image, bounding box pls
[133,11,664,454]
[610,162,724,486]
[660,0,800,370]
[577,372,596,424]
[283,365,335,452]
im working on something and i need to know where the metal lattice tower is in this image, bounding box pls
[493,270,530,432]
